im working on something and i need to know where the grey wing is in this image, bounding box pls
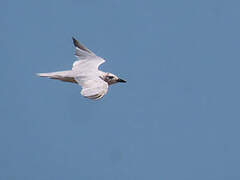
[74,76,108,100]
[71,37,105,74]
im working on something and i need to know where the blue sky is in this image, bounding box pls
[1,0,240,179]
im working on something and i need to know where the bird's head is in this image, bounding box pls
[102,72,126,85]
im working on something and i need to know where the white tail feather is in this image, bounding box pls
[36,70,77,83]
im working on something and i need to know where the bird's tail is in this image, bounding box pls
[36,70,77,83]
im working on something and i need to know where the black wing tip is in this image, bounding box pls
[71,36,93,54]
[72,37,78,47]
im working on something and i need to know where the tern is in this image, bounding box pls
[37,37,126,100]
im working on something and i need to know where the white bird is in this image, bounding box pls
[37,37,126,100]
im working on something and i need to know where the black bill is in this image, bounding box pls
[117,78,126,83]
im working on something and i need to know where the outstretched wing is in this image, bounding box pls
[71,37,108,100]
[71,37,105,74]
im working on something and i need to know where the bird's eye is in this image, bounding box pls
[108,76,114,79]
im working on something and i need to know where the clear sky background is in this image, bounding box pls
[1,0,240,179]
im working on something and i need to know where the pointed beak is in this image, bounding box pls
[117,78,126,83]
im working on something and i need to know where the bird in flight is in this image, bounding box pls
[37,37,126,100]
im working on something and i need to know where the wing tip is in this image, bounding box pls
[71,37,94,54]
[84,93,105,100]
[72,37,78,47]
